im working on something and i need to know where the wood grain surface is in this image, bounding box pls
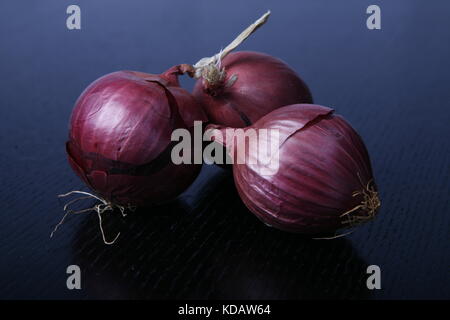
[0,0,448,299]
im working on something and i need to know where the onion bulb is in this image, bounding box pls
[193,51,313,127]
[208,104,380,235]
[67,69,206,207]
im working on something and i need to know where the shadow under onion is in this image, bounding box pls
[69,165,370,299]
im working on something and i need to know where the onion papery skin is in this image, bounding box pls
[193,51,313,128]
[131,65,208,128]
[209,104,380,235]
[67,70,204,207]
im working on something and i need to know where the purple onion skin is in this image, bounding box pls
[132,65,207,128]
[209,104,380,235]
[68,70,206,207]
[193,51,313,128]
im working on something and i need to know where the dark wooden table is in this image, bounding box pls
[0,0,448,299]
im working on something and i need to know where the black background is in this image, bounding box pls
[0,0,449,299]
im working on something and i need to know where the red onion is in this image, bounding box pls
[207,104,380,236]
[193,51,313,127]
[67,68,206,207]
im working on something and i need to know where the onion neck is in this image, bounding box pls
[160,64,196,87]
[176,11,270,95]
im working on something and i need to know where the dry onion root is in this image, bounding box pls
[314,178,381,240]
[51,191,135,245]
[340,177,381,228]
